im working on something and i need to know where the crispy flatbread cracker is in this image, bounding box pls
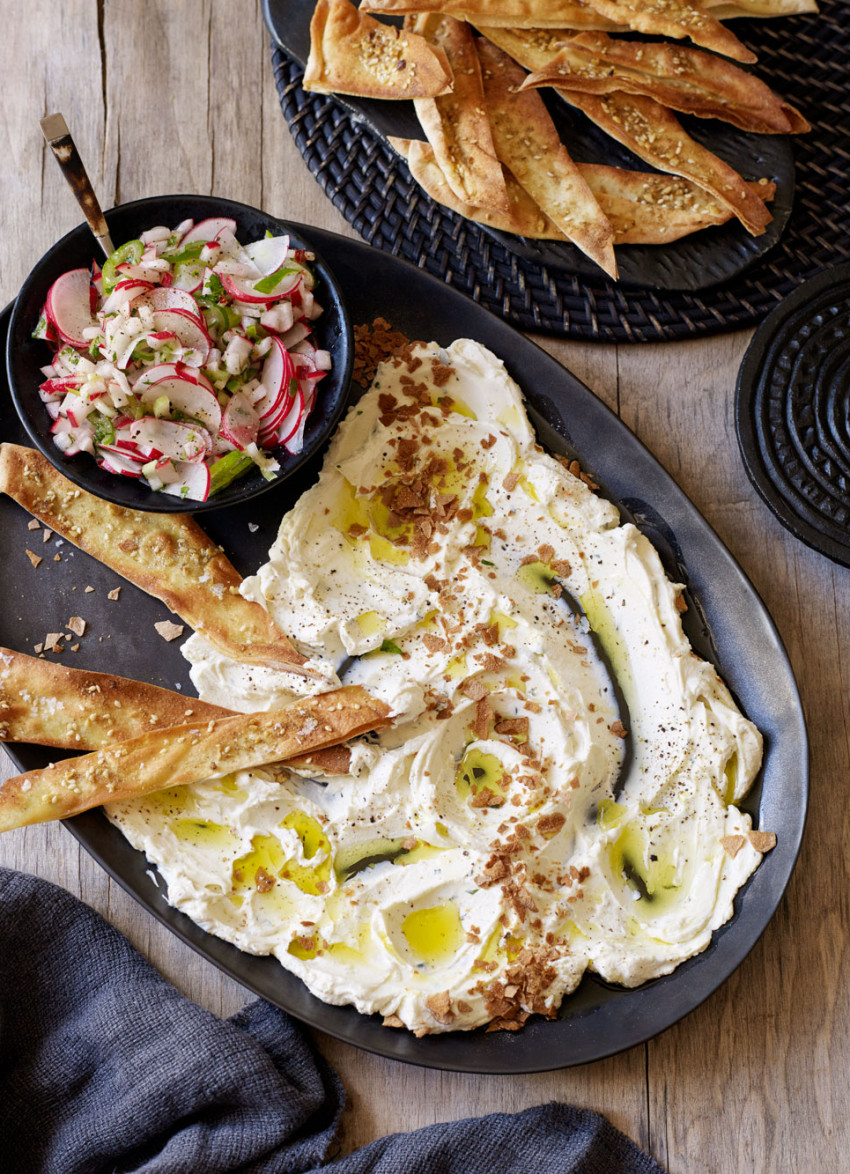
[408,14,509,210]
[0,646,354,775]
[304,0,453,99]
[0,685,391,831]
[581,0,756,63]
[391,137,774,244]
[707,0,817,15]
[477,38,617,277]
[363,1,620,29]
[0,443,314,676]
[579,163,776,242]
[558,90,772,235]
[0,646,228,748]
[520,33,809,135]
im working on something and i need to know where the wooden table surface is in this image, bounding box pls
[2,3,846,1170]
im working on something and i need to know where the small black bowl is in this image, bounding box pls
[6,194,353,513]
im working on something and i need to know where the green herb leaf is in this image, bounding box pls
[253,266,296,295]
[380,639,403,655]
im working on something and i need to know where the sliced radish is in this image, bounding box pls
[33,305,59,342]
[161,460,211,502]
[180,217,237,245]
[99,442,148,464]
[45,269,97,347]
[98,451,144,478]
[220,269,301,306]
[258,336,294,404]
[132,361,215,392]
[170,264,205,293]
[129,417,212,463]
[244,235,290,275]
[221,392,260,450]
[149,310,211,364]
[138,377,222,433]
[130,287,202,319]
[100,279,156,316]
[66,426,95,456]
[276,387,305,445]
[279,321,311,350]
[40,376,84,399]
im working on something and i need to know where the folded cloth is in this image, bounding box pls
[0,868,665,1174]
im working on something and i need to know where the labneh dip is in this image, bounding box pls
[108,337,766,1034]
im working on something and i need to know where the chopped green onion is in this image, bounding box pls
[380,639,403,655]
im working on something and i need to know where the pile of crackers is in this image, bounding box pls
[304,0,814,278]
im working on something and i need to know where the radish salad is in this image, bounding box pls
[33,217,331,502]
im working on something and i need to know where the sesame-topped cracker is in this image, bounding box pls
[0,443,314,677]
[519,32,808,136]
[477,38,617,279]
[0,685,392,832]
[363,1,618,31]
[408,13,509,212]
[304,0,454,100]
[556,91,771,237]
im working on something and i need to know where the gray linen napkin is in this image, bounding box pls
[0,868,665,1173]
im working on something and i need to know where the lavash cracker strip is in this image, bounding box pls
[362,1,620,32]
[0,685,391,831]
[0,647,355,774]
[552,89,772,236]
[518,31,809,135]
[304,0,453,98]
[476,38,617,278]
[390,137,775,244]
[407,13,509,212]
[0,443,316,676]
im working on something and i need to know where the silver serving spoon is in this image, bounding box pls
[40,113,115,259]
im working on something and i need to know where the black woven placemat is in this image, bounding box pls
[271,2,848,342]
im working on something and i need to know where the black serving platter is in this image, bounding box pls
[262,0,795,293]
[6,195,353,513]
[736,262,850,568]
[0,228,808,1072]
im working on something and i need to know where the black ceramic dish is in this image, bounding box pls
[262,0,795,293]
[0,228,808,1072]
[736,262,850,568]
[6,195,353,514]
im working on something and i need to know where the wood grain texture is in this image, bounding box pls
[2,2,848,1170]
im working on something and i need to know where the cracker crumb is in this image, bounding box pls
[33,643,43,654]
[85,585,95,593]
[425,991,454,1024]
[107,587,122,601]
[27,519,40,531]
[382,1014,405,1029]
[25,550,43,568]
[53,554,61,562]
[42,529,53,544]
[154,621,185,642]
[748,829,776,854]
[67,616,86,638]
[720,834,746,859]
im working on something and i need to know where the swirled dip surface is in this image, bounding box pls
[108,338,765,1034]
